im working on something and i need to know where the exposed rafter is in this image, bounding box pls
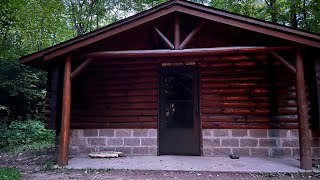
[153,27,174,49]
[179,21,205,49]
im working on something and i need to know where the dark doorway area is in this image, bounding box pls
[159,67,200,155]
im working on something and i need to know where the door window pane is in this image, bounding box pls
[164,73,193,128]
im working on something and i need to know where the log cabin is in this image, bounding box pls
[19,0,320,170]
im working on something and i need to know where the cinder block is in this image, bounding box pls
[70,136,86,146]
[268,129,289,138]
[115,129,131,137]
[249,129,267,138]
[213,129,229,137]
[99,129,114,137]
[141,138,157,146]
[88,138,106,146]
[203,146,213,156]
[203,138,213,146]
[232,148,250,156]
[202,130,212,137]
[124,138,140,146]
[240,139,258,147]
[108,138,124,146]
[148,129,157,137]
[289,130,299,138]
[70,130,81,139]
[99,147,116,152]
[133,147,149,155]
[221,138,239,147]
[149,147,158,155]
[212,148,231,156]
[83,129,98,137]
[115,147,132,155]
[250,148,270,157]
[271,148,292,157]
[133,129,148,137]
[259,139,278,147]
[232,129,248,137]
[69,146,80,155]
[292,148,300,158]
[282,139,299,147]
[312,148,320,159]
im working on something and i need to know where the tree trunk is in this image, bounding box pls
[290,0,298,28]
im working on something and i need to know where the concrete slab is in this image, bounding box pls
[66,155,318,173]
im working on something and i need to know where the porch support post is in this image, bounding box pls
[174,13,180,49]
[58,56,72,166]
[296,49,312,170]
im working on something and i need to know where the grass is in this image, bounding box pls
[0,167,21,180]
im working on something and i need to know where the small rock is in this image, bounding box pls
[230,154,239,159]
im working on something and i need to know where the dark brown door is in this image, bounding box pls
[159,67,200,155]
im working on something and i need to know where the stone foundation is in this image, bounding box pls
[68,128,320,158]
[69,129,157,156]
[202,129,320,159]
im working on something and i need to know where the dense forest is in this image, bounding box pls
[0,0,320,150]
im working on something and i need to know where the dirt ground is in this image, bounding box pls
[1,148,319,180]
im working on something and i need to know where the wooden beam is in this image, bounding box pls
[85,46,296,59]
[174,13,180,49]
[71,58,92,80]
[58,56,72,166]
[179,21,205,49]
[153,27,174,49]
[270,51,296,73]
[295,49,312,170]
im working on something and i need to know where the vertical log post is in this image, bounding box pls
[58,56,72,166]
[174,13,180,50]
[296,49,312,170]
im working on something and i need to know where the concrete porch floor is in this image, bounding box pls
[66,155,318,173]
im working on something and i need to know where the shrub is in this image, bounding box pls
[0,117,55,152]
[0,167,21,180]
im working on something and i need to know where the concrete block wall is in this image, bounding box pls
[69,129,157,156]
[202,129,320,158]
[68,128,320,158]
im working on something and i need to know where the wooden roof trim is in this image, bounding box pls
[177,0,320,40]
[43,6,176,61]
[20,1,178,63]
[175,6,320,48]
[20,0,320,64]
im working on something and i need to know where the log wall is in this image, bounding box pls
[45,55,307,129]
[200,55,299,129]
[70,59,158,129]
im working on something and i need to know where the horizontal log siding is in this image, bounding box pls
[200,56,300,129]
[70,59,158,129]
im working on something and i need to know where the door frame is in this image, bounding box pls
[157,65,201,155]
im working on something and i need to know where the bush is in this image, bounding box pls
[0,117,55,152]
[0,167,21,180]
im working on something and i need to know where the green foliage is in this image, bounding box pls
[43,159,54,171]
[0,118,55,152]
[0,167,21,180]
